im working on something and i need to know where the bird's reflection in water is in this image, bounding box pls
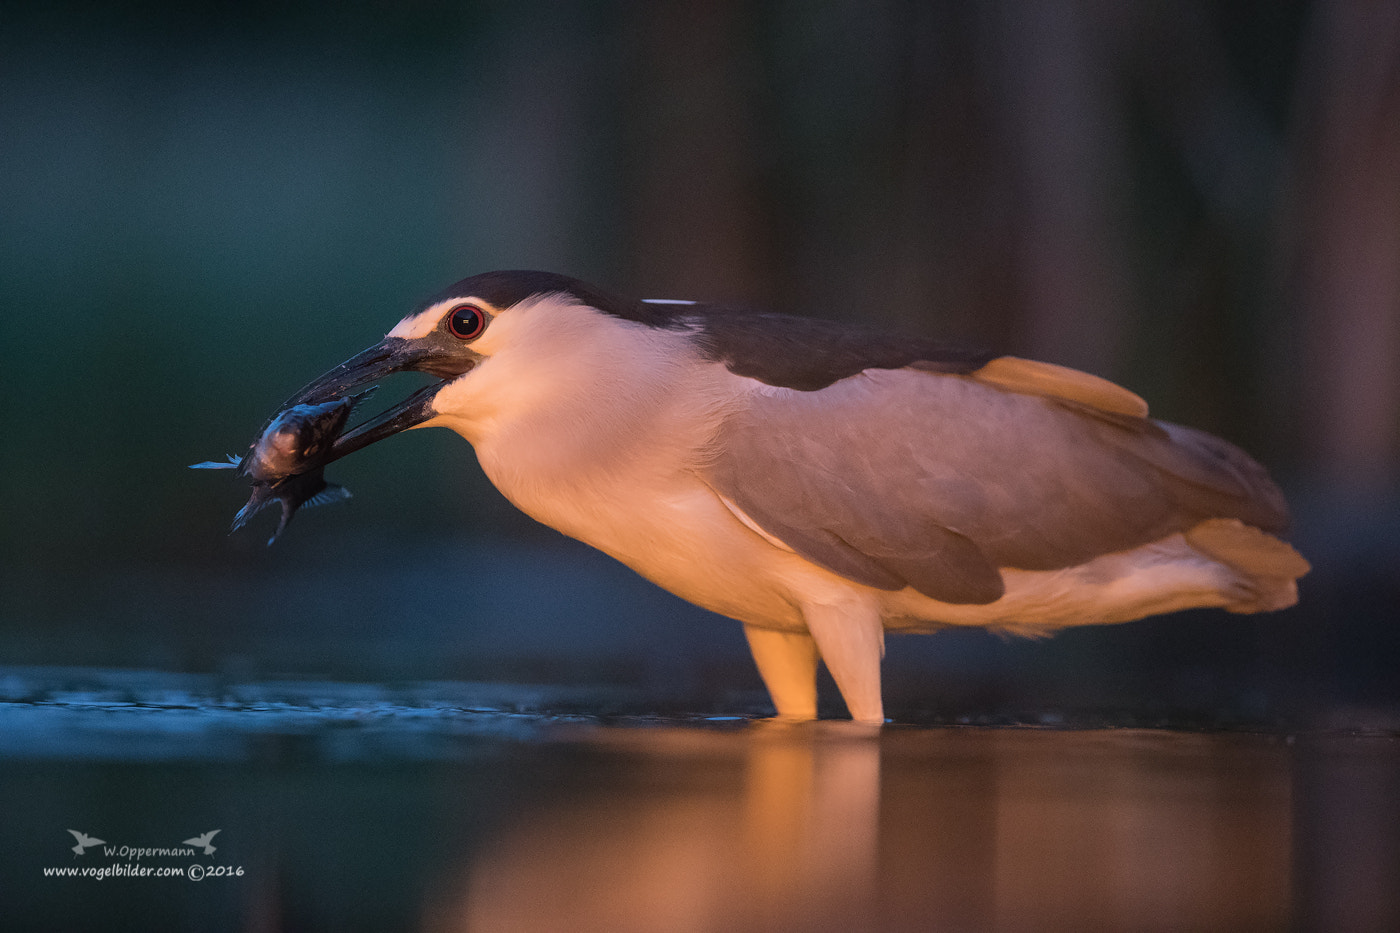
[427,726,1290,932]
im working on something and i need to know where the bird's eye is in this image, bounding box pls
[447,304,487,340]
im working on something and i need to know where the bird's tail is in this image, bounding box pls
[1184,518,1310,613]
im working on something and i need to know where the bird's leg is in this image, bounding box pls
[744,626,819,720]
[801,601,886,724]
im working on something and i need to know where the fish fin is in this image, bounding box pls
[230,486,276,533]
[265,497,298,546]
[347,386,378,410]
[302,483,352,510]
[190,454,242,470]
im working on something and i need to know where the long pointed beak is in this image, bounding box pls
[279,336,478,461]
[326,382,443,463]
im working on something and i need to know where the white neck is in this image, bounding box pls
[423,296,739,522]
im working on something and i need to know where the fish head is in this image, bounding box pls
[246,398,355,483]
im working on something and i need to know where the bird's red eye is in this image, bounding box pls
[447,304,487,340]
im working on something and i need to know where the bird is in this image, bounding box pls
[182,830,220,855]
[270,270,1308,723]
[68,830,105,856]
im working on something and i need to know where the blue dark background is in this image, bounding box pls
[2,0,1397,725]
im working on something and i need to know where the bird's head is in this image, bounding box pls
[285,270,673,462]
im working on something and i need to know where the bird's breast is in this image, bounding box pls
[471,427,807,629]
[437,356,810,627]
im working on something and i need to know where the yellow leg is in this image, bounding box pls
[744,626,819,720]
[802,601,885,724]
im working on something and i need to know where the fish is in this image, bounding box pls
[190,390,374,545]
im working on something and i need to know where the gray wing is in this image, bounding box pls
[702,365,1288,605]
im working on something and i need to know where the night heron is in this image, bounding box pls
[277,270,1308,723]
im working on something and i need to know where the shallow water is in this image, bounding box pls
[2,666,1397,932]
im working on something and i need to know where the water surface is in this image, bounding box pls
[2,666,1396,932]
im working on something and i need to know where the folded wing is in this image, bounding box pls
[702,360,1291,605]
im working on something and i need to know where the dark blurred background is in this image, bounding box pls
[2,0,1397,724]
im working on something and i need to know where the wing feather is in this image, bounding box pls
[702,365,1289,604]
[970,356,1149,417]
